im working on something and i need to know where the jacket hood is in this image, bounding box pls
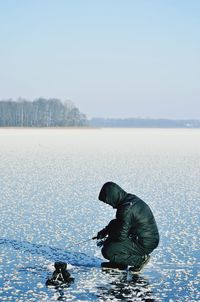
[98,182,127,208]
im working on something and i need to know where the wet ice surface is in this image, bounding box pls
[0,128,199,301]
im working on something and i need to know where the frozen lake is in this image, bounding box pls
[0,128,199,301]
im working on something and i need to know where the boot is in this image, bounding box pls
[129,254,150,274]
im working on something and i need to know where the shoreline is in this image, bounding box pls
[0,127,200,130]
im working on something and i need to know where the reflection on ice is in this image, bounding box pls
[97,272,156,302]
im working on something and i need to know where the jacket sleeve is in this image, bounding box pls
[115,206,132,241]
[97,219,118,239]
[97,227,108,239]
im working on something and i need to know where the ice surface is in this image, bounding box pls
[0,128,199,301]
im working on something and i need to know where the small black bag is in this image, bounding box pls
[46,262,74,286]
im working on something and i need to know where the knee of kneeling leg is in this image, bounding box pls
[102,246,114,261]
[101,246,108,259]
[102,247,117,263]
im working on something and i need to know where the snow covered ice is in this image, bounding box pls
[0,128,199,301]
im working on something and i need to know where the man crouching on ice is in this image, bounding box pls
[96,182,159,273]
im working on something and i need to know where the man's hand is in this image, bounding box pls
[97,228,107,239]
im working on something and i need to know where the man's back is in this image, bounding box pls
[117,194,159,253]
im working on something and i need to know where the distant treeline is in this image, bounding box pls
[0,98,87,127]
[90,118,200,128]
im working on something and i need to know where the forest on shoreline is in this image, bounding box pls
[0,98,87,127]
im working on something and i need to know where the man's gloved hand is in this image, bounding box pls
[97,228,107,239]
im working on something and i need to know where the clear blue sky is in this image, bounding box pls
[0,0,199,119]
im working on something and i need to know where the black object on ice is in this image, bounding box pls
[46,262,74,287]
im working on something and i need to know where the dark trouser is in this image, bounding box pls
[102,219,157,266]
[102,238,149,267]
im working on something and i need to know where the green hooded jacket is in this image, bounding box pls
[99,182,159,253]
